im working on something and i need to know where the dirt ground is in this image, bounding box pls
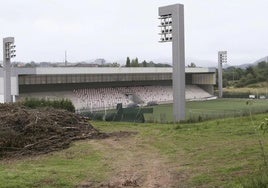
[78,134,189,188]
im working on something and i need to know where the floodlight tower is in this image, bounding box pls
[3,37,16,103]
[159,4,185,122]
[218,51,227,98]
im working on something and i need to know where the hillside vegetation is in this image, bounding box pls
[223,61,268,88]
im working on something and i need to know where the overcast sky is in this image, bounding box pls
[1,0,268,67]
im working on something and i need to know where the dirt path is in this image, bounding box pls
[78,132,188,188]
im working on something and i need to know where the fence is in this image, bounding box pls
[144,105,268,123]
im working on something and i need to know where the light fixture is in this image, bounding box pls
[158,14,172,42]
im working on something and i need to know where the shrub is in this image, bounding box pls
[23,98,75,112]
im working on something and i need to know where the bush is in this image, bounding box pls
[23,98,75,112]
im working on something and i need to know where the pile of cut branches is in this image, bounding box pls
[0,103,107,158]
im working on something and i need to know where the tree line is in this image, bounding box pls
[223,61,268,87]
[125,57,171,67]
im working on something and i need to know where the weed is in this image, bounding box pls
[238,105,268,187]
[174,124,182,130]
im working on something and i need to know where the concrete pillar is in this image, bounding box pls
[159,4,186,122]
[3,37,15,103]
[218,51,227,98]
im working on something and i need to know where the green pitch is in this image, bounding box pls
[144,98,268,123]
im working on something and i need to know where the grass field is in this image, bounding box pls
[144,98,268,123]
[224,87,268,94]
[1,113,268,187]
[222,84,268,98]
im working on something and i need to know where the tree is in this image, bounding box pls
[188,62,196,67]
[246,66,255,77]
[142,60,147,67]
[148,61,155,67]
[222,62,268,88]
[131,58,139,67]
[258,61,267,69]
[111,62,120,67]
[126,57,130,67]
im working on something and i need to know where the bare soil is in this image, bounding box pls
[78,135,189,188]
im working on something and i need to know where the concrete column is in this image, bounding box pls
[218,51,227,98]
[172,5,185,121]
[218,56,223,98]
[3,37,14,103]
[159,4,186,122]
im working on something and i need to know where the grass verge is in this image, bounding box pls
[0,142,109,188]
[1,113,268,187]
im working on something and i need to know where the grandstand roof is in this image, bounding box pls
[0,67,216,76]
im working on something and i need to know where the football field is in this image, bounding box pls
[144,98,268,123]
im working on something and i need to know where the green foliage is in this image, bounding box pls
[130,57,139,67]
[222,91,251,98]
[258,118,268,135]
[125,57,171,67]
[142,60,147,67]
[23,98,75,112]
[238,118,268,188]
[126,57,130,67]
[223,61,268,87]
[187,62,196,67]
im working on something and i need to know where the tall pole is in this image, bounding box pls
[3,37,15,103]
[172,5,185,121]
[159,4,185,122]
[218,54,223,98]
[218,51,227,98]
[65,50,67,66]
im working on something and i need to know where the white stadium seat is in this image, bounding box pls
[19,85,213,111]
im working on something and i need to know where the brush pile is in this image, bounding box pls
[0,103,106,158]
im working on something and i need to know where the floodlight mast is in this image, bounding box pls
[3,37,16,103]
[218,51,227,98]
[159,4,185,122]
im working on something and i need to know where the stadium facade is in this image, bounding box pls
[0,67,216,109]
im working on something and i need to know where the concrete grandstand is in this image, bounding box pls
[0,67,216,111]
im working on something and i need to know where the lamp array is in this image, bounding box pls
[159,14,172,42]
[219,51,227,64]
[4,42,16,59]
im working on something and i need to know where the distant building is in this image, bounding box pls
[40,62,52,67]
[94,58,106,65]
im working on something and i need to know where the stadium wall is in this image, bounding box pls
[19,80,172,93]
[0,67,216,97]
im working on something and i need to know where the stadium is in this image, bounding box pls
[0,66,216,112]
